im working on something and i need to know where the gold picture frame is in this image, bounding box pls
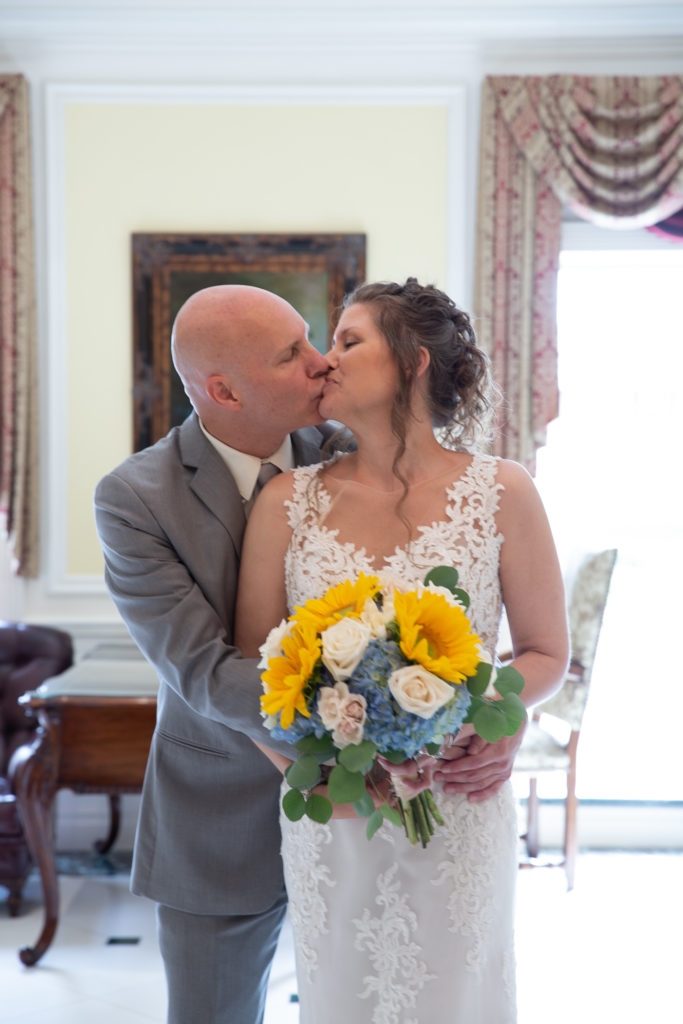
[131,232,366,451]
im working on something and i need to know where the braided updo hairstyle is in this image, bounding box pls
[341,278,494,463]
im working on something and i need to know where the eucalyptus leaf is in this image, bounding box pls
[494,665,525,696]
[285,754,321,790]
[467,660,493,697]
[471,702,507,743]
[328,764,366,804]
[282,787,306,821]
[452,588,470,610]
[295,734,336,758]
[305,793,333,824]
[381,803,404,828]
[366,809,384,840]
[423,565,460,593]
[339,739,377,773]
[500,692,527,735]
[352,790,376,818]
[379,748,409,764]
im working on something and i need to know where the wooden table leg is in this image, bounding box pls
[14,712,61,967]
[94,794,121,854]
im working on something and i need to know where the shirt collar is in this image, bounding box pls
[198,420,293,502]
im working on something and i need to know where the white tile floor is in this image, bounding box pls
[1,852,680,1023]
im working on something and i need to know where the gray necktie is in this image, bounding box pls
[244,461,279,517]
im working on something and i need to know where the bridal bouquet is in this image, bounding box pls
[259,567,525,847]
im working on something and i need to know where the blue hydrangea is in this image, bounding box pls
[268,638,471,758]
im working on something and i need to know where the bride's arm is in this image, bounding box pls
[236,474,376,819]
[235,474,293,659]
[435,459,569,801]
[235,474,298,778]
[495,458,569,708]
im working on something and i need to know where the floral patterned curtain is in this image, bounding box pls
[0,75,38,577]
[475,75,683,471]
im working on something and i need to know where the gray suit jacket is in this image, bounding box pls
[94,413,330,915]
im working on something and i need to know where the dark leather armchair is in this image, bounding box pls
[0,621,73,914]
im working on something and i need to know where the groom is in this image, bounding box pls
[94,285,332,1024]
[95,283,525,1024]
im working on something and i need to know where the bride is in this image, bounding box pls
[235,278,569,1023]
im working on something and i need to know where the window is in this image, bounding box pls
[534,222,683,801]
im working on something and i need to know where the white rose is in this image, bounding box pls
[419,581,467,611]
[380,592,397,627]
[359,597,387,640]
[478,649,498,697]
[321,617,371,682]
[388,664,455,719]
[377,571,410,594]
[258,619,291,669]
[332,692,367,748]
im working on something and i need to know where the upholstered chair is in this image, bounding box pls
[513,548,618,890]
[0,621,73,914]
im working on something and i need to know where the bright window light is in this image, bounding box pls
[534,225,683,801]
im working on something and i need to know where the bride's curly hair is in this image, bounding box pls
[340,278,495,467]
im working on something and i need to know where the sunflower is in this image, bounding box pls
[293,573,381,633]
[393,589,481,684]
[261,624,321,729]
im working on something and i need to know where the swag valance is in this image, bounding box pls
[474,75,683,470]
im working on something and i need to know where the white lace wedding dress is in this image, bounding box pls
[281,455,518,1024]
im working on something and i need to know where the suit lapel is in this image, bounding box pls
[178,415,246,551]
[291,426,326,468]
[177,417,327,551]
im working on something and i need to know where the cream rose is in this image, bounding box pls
[318,682,367,747]
[332,692,367,748]
[388,664,455,719]
[419,581,467,611]
[359,597,387,640]
[258,618,291,669]
[478,649,498,697]
[318,681,348,729]
[321,617,371,682]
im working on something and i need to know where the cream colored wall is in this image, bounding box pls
[65,102,449,575]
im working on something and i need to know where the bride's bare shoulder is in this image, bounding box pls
[494,457,535,493]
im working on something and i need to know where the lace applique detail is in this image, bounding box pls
[285,456,505,654]
[280,810,335,982]
[353,863,436,1024]
[432,787,517,974]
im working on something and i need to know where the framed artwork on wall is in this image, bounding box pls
[131,232,366,451]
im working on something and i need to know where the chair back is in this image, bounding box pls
[0,621,73,777]
[537,549,617,730]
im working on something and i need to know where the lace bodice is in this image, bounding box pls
[284,454,505,655]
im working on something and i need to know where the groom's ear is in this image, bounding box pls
[416,346,431,377]
[206,374,242,410]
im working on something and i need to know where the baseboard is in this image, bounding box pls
[53,792,682,854]
[516,799,683,851]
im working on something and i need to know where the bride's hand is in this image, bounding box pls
[438,724,476,761]
[376,752,439,797]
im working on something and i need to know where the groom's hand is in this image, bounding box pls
[433,720,527,803]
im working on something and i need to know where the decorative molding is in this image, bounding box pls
[2,3,683,50]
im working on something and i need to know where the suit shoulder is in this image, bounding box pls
[95,422,191,493]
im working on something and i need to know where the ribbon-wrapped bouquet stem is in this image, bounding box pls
[259,567,525,847]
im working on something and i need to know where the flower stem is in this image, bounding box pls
[423,788,444,827]
[400,798,418,845]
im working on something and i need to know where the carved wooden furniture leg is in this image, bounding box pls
[7,879,24,917]
[14,710,60,966]
[94,795,121,854]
